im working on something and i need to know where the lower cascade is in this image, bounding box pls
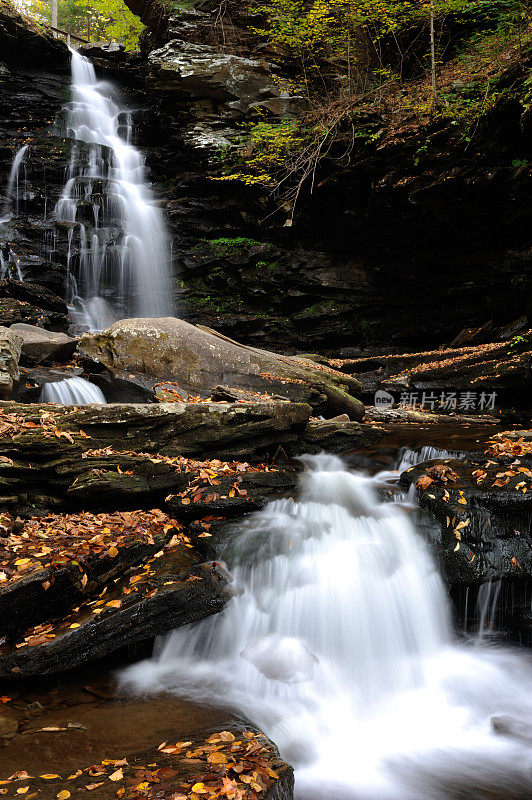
[123,454,532,800]
[40,376,107,405]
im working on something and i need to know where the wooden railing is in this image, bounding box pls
[46,25,89,46]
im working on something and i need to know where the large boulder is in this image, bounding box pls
[78,317,364,419]
[0,325,21,398]
[10,323,77,365]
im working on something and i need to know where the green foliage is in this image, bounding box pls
[213,119,311,187]
[508,332,532,354]
[16,0,144,49]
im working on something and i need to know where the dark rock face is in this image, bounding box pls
[400,458,532,586]
[0,8,72,336]
[331,338,532,407]
[0,555,227,679]
[400,455,532,643]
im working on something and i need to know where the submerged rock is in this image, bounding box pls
[79,317,364,419]
[0,721,294,798]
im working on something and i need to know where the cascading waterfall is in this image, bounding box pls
[40,376,107,405]
[1,144,28,221]
[123,453,532,800]
[56,48,174,330]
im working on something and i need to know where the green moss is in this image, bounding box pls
[195,237,271,258]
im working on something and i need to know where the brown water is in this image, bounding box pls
[348,421,505,473]
[0,663,229,778]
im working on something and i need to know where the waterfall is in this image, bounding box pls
[1,144,28,221]
[476,579,503,641]
[55,48,174,330]
[396,445,456,472]
[0,243,23,281]
[122,454,532,800]
[40,376,107,405]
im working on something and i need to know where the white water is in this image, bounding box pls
[40,376,106,405]
[122,454,532,800]
[396,445,456,472]
[56,49,173,330]
[1,144,28,220]
[0,245,23,281]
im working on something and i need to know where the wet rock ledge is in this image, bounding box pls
[400,431,532,641]
[1,722,294,800]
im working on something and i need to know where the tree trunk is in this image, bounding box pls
[51,0,58,34]
[430,1,437,99]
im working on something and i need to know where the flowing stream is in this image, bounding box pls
[40,376,106,404]
[1,144,28,221]
[56,49,173,330]
[123,453,532,799]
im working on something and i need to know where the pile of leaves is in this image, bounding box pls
[486,433,532,459]
[7,530,198,653]
[166,461,276,508]
[0,509,181,587]
[1,728,285,799]
[0,408,88,444]
[417,463,460,492]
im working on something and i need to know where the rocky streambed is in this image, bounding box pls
[0,401,528,797]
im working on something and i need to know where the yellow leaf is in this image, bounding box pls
[207,731,235,743]
[17,789,28,795]
[69,623,80,629]
[109,769,123,782]
[58,792,71,799]
[191,783,208,794]
[40,775,60,780]
[107,546,119,558]
[207,751,228,764]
